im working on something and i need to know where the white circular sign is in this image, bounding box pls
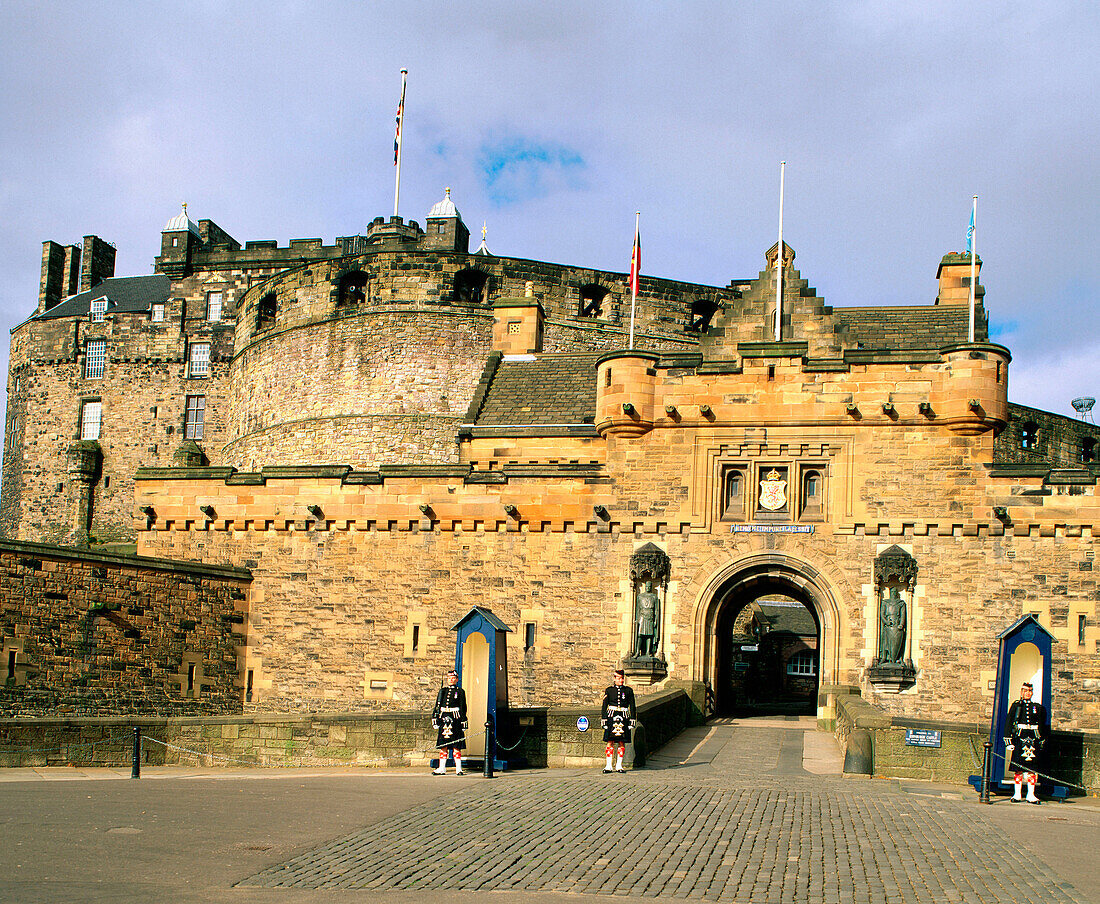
[577,716,590,732]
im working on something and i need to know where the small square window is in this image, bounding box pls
[90,298,107,322]
[151,303,165,322]
[189,343,210,378]
[184,395,206,440]
[84,339,106,379]
[206,292,223,322]
[80,400,102,440]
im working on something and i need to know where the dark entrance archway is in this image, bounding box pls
[693,553,844,718]
[715,591,820,716]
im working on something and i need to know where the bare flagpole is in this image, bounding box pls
[775,161,786,341]
[628,211,641,348]
[393,69,407,218]
[968,195,977,343]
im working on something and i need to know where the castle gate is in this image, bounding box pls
[693,553,844,714]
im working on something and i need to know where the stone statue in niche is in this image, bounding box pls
[878,586,907,664]
[635,580,660,657]
[624,544,670,682]
[868,545,917,688]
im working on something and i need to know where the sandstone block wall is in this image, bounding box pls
[0,540,250,716]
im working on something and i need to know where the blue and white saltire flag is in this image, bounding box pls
[966,207,975,254]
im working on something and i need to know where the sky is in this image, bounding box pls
[1,1,1098,433]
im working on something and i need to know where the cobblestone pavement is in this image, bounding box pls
[241,719,1093,903]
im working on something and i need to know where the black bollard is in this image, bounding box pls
[131,726,141,779]
[483,719,494,778]
[980,741,992,804]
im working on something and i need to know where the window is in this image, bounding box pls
[786,650,817,676]
[579,284,608,317]
[1080,615,1088,647]
[206,291,223,322]
[188,342,210,378]
[1020,422,1039,450]
[801,468,824,519]
[84,340,106,379]
[151,303,165,322]
[338,271,369,307]
[411,625,420,653]
[257,292,277,330]
[245,669,254,703]
[689,297,720,332]
[184,395,206,440]
[453,268,490,305]
[90,298,107,322]
[1082,438,1096,464]
[80,400,102,440]
[721,468,745,519]
[524,622,537,652]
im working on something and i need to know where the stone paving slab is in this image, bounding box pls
[240,773,1089,902]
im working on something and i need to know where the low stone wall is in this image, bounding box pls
[0,681,705,769]
[0,540,251,717]
[828,687,1100,795]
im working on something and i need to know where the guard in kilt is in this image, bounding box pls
[432,669,468,775]
[1005,681,1048,804]
[601,669,637,773]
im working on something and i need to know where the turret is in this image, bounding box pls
[422,188,470,252]
[157,203,201,277]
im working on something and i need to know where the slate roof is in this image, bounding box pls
[831,305,988,350]
[474,354,598,426]
[758,602,817,637]
[37,275,171,321]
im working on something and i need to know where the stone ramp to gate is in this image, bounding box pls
[644,715,843,776]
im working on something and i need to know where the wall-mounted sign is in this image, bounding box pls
[732,524,814,534]
[904,728,941,748]
[741,644,759,652]
[577,716,589,732]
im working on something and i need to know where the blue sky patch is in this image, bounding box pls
[989,320,1018,340]
[478,136,585,205]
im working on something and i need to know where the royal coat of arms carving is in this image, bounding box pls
[758,468,787,511]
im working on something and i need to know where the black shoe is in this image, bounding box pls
[1027,798,1041,805]
[603,767,613,774]
[1010,796,1022,802]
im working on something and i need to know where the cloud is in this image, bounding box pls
[477,136,586,206]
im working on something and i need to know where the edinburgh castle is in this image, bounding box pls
[2,190,1098,740]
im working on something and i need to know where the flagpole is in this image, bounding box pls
[968,195,977,343]
[775,161,785,341]
[628,211,640,349]
[394,69,407,219]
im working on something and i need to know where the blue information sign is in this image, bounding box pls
[905,728,942,748]
[577,716,589,732]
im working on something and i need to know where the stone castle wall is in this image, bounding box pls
[0,540,251,717]
[3,236,723,543]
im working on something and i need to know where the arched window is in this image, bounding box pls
[338,271,369,307]
[256,292,277,331]
[1020,422,1039,451]
[801,469,823,518]
[1082,437,1096,464]
[453,269,490,305]
[578,284,608,317]
[721,468,745,520]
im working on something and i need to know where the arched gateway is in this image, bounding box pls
[693,553,845,714]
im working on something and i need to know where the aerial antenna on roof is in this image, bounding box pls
[1071,397,1095,424]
